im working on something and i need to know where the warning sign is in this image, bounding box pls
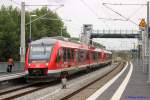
[139,18,146,29]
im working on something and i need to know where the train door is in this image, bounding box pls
[69,48,75,67]
[67,48,74,68]
[74,49,79,66]
[86,50,90,65]
[56,48,63,69]
[99,52,102,63]
[101,51,104,63]
[89,50,92,66]
[96,52,99,64]
[62,48,68,68]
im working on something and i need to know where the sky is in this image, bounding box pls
[1,0,149,50]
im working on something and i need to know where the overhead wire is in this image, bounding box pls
[103,2,145,20]
[98,17,126,21]
[25,5,64,25]
[102,2,147,25]
[95,0,110,27]
[80,0,100,18]
[94,0,127,21]
[8,0,20,6]
[126,5,144,20]
[103,3,146,6]
[103,3,138,26]
[79,0,110,27]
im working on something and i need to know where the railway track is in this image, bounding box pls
[60,62,125,100]
[16,62,121,100]
[0,81,58,100]
[0,62,121,100]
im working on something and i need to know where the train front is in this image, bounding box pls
[25,40,55,82]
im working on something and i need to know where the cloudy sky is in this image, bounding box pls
[1,0,149,50]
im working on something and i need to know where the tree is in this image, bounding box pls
[0,6,20,61]
[26,7,70,41]
[0,6,70,61]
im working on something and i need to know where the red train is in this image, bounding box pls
[25,37,112,82]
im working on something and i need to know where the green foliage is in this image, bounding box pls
[92,41,105,49]
[0,6,70,61]
[112,50,132,60]
[0,6,20,61]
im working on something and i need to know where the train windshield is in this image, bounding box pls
[29,45,53,62]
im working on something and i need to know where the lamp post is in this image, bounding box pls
[61,27,67,37]
[29,15,37,41]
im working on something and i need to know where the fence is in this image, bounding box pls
[0,62,24,73]
[92,30,139,34]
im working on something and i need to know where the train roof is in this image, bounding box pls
[31,38,57,45]
[31,37,88,49]
[103,50,112,54]
[30,37,111,53]
[58,40,89,50]
[94,48,103,52]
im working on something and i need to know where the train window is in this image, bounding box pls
[92,52,96,61]
[85,51,88,61]
[56,49,61,63]
[71,49,74,60]
[78,51,80,62]
[96,52,99,61]
[91,52,98,61]
[29,45,52,62]
[63,48,67,62]
[75,51,79,63]
[62,48,74,62]
[78,50,87,62]
[97,53,99,59]
[94,52,97,60]
[67,49,71,61]
[86,51,89,60]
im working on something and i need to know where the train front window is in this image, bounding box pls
[29,45,52,62]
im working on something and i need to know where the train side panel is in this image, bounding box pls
[25,38,112,82]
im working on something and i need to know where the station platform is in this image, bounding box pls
[0,71,25,82]
[120,61,150,100]
[0,62,25,82]
[87,61,150,100]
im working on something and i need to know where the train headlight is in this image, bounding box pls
[28,63,31,67]
[25,71,28,74]
[46,63,48,66]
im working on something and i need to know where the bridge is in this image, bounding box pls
[90,29,139,38]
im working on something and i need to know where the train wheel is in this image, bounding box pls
[86,66,91,73]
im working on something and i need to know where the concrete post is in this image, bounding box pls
[20,2,25,62]
[142,29,147,72]
[29,15,31,40]
[147,1,150,82]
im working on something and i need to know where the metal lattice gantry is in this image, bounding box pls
[91,29,139,38]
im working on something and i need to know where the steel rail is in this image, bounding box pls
[60,62,125,100]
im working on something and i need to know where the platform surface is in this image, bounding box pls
[0,71,25,82]
[88,61,150,100]
[121,61,150,100]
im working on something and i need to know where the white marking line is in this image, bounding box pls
[0,73,26,81]
[111,61,133,100]
[86,62,129,100]
[0,72,25,77]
